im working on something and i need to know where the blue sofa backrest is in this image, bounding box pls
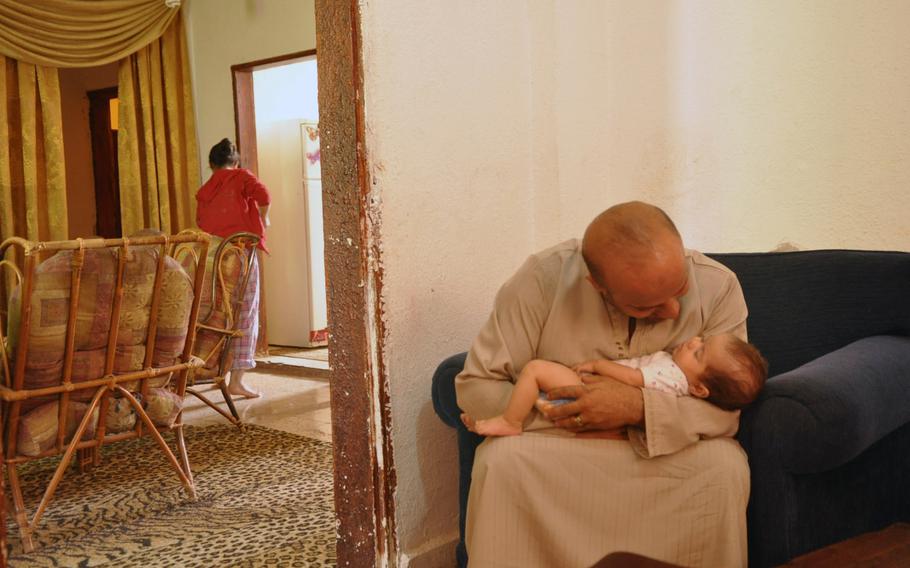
[706,250,910,377]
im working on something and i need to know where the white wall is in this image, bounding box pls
[183,0,316,181]
[668,2,910,252]
[361,3,537,562]
[358,1,910,564]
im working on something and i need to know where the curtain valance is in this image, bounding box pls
[0,0,181,68]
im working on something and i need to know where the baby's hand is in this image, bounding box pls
[572,360,599,374]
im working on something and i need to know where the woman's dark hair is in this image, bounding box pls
[209,138,240,169]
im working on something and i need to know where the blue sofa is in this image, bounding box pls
[432,249,910,567]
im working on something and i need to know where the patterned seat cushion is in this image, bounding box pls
[7,245,194,404]
[17,401,99,457]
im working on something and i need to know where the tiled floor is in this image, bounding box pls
[181,365,333,443]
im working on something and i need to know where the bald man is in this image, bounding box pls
[453,202,749,567]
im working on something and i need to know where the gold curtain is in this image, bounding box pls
[117,15,199,235]
[0,55,67,243]
[0,0,180,68]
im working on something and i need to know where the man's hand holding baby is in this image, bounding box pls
[542,377,644,438]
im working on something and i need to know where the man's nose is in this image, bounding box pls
[655,297,681,320]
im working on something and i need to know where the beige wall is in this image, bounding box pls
[358,1,910,564]
[183,0,316,183]
[59,63,119,238]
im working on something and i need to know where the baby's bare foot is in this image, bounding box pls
[473,416,523,437]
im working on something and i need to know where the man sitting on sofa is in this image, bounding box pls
[451,201,752,567]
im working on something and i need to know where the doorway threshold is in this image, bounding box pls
[256,345,332,379]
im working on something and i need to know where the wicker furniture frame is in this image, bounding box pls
[0,232,209,553]
[173,231,261,426]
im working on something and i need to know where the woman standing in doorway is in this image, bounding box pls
[196,138,271,398]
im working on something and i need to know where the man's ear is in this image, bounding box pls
[689,383,709,399]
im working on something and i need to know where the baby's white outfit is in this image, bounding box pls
[615,351,689,396]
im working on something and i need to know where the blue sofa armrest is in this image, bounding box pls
[430,351,476,568]
[740,335,910,474]
[740,335,910,566]
[432,352,469,429]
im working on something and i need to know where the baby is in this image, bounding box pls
[463,333,768,437]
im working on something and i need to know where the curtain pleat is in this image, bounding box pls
[0,61,11,239]
[17,61,40,239]
[116,57,144,236]
[117,16,199,236]
[0,0,180,68]
[0,55,67,303]
[0,55,67,243]
[149,40,171,231]
[36,65,67,239]
[0,59,13,293]
[173,20,199,231]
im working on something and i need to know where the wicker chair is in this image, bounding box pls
[173,231,261,426]
[0,232,209,552]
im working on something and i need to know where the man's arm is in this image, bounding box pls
[631,390,740,456]
[455,255,556,430]
[543,370,739,450]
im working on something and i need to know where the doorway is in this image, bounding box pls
[231,50,329,369]
[58,62,119,239]
[87,87,122,238]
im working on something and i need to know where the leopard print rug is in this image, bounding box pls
[6,424,336,567]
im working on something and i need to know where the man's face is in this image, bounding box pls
[587,253,689,321]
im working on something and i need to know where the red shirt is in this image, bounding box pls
[196,168,271,252]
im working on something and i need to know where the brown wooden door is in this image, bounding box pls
[87,87,122,238]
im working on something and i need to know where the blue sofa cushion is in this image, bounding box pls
[739,335,910,474]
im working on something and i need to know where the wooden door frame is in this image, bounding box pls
[232,11,397,563]
[231,49,317,355]
[316,1,397,565]
[231,49,317,173]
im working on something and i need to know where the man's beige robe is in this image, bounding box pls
[456,239,750,567]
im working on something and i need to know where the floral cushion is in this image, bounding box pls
[7,244,194,407]
[145,387,183,427]
[100,388,184,433]
[105,396,137,434]
[17,401,99,457]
